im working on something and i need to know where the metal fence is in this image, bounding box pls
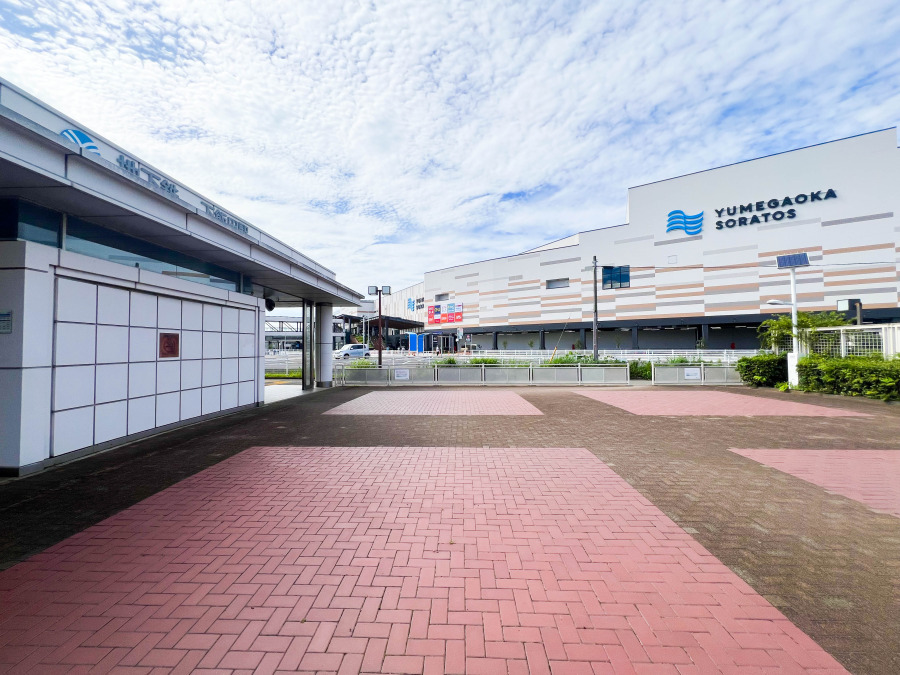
[651,364,742,385]
[776,323,900,358]
[336,364,630,386]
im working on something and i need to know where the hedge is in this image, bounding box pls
[735,353,787,387]
[798,355,900,401]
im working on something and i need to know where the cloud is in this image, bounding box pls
[0,0,898,296]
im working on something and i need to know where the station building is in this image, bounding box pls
[384,130,900,352]
[0,78,361,475]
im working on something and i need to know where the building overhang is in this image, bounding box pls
[0,83,362,308]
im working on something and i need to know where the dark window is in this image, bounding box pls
[546,278,569,289]
[66,217,241,292]
[0,199,61,246]
[602,265,630,289]
[435,293,449,301]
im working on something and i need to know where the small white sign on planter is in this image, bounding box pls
[395,368,410,381]
[683,367,702,380]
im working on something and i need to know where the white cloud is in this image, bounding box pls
[0,0,898,295]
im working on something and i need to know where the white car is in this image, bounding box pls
[334,343,371,359]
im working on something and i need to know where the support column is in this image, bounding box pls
[701,323,710,348]
[631,326,639,349]
[539,330,546,350]
[579,327,586,350]
[316,304,334,387]
[302,300,314,390]
[492,331,498,350]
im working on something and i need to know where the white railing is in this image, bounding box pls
[776,323,900,358]
[266,348,762,376]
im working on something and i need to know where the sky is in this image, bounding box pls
[1,0,898,302]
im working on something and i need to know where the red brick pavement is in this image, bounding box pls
[323,391,543,416]
[0,446,848,674]
[730,449,900,519]
[576,391,869,417]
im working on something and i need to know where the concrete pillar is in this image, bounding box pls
[0,241,55,475]
[492,332,499,350]
[579,327,586,350]
[302,300,314,390]
[701,323,710,347]
[539,330,546,350]
[631,326,639,349]
[316,304,334,387]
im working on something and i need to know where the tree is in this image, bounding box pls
[757,311,849,351]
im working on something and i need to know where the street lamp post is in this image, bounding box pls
[368,285,391,366]
[769,252,811,387]
[592,256,598,361]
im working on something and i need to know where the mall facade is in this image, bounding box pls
[0,78,361,475]
[384,130,900,352]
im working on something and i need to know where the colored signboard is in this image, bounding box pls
[427,303,463,325]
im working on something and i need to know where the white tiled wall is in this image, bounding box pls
[50,278,260,456]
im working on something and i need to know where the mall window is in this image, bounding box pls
[435,293,449,301]
[546,278,569,289]
[602,265,630,289]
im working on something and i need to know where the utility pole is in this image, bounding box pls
[378,290,384,366]
[592,256,598,361]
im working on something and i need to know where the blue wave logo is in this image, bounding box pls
[60,129,101,155]
[666,209,703,235]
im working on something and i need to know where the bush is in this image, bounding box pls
[469,357,499,365]
[545,352,623,365]
[735,353,788,387]
[629,360,652,380]
[347,359,375,368]
[434,356,458,365]
[797,355,900,401]
[265,369,302,379]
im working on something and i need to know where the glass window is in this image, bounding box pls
[65,217,240,292]
[18,201,62,247]
[546,278,569,289]
[602,265,630,289]
[0,199,61,246]
[435,293,449,301]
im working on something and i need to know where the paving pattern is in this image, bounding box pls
[324,390,543,416]
[576,390,870,417]
[0,446,849,674]
[2,385,898,673]
[729,449,900,518]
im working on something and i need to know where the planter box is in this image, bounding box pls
[343,368,388,384]
[533,366,578,383]
[436,367,482,383]
[581,366,628,384]
[484,367,530,384]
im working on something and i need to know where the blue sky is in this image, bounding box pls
[0,0,898,297]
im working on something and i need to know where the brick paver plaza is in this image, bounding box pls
[729,449,900,519]
[1,386,898,674]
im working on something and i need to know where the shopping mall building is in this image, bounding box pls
[384,130,900,352]
[0,78,361,476]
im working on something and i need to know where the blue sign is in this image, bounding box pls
[666,209,703,235]
[407,298,414,311]
[60,129,100,156]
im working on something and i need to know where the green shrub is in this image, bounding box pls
[434,356,458,365]
[629,360,652,380]
[347,359,375,368]
[797,355,900,401]
[545,352,623,365]
[735,353,788,387]
[265,369,302,379]
[469,357,499,365]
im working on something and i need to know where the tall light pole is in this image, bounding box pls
[592,256,598,361]
[368,285,391,366]
[769,252,811,386]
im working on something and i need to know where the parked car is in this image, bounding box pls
[334,343,371,359]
